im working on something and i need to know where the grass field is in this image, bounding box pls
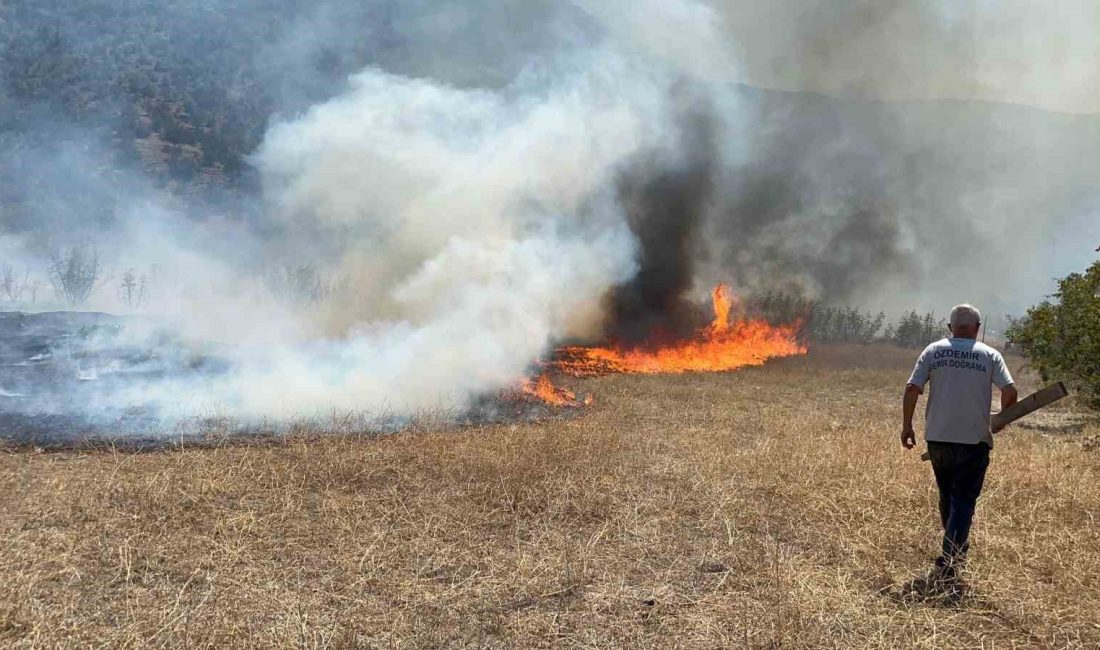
[2,345,1098,648]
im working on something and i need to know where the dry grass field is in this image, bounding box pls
[2,345,1098,648]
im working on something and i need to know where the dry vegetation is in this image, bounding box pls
[1,345,1098,648]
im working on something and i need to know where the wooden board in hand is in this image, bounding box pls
[920,382,1069,461]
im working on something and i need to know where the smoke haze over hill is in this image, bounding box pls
[0,0,1098,423]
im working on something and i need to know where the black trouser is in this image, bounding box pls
[926,441,990,568]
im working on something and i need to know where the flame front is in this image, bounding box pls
[515,284,806,406]
[552,284,806,376]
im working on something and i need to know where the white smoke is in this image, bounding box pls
[164,5,734,418]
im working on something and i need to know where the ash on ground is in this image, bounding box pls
[0,311,583,449]
[0,311,229,447]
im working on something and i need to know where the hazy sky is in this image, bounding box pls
[717,0,1100,115]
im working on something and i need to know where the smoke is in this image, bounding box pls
[605,97,718,342]
[0,0,744,424]
[1,0,1099,432]
[703,0,1100,314]
[230,58,656,415]
[718,1,1100,115]
[223,0,738,415]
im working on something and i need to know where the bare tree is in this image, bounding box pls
[48,244,101,307]
[0,266,36,303]
[0,265,20,302]
[117,268,147,309]
[264,264,338,305]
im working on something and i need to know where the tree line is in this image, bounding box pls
[747,291,947,348]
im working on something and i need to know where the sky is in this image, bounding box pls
[717,0,1100,116]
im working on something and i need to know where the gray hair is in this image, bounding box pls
[949,304,982,327]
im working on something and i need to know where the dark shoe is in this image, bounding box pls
[900,562,962,602]
[934,555,963,579]
[900,567,941,600]
[930,558,967,605]
[940,580,964,606]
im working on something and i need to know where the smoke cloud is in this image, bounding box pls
[699,0,1100,315]
[1,0,1098,432]
[719,1,1100,115]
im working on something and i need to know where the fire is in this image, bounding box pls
[552,284,806,376]
[709,282,733,332]
[519,374,589,407]
[514,284,805,407]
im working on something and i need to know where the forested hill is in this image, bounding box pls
[0,0,570,234]
[0,1,393,191]
[5,0,1098,204]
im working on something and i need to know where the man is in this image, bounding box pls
[901,304,1017,596]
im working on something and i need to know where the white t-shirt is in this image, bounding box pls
[907,338,1015,447]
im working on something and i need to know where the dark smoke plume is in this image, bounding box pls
[704,89,916,305]
[606,98,717,342]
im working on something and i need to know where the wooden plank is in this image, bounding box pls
[991,382,1068,433]
[919,382,1069,461]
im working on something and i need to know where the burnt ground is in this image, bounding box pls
[0,311,578,449]
[0,311,229,446]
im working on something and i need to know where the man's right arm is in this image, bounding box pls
[901,384,921,449]
[902,348,930,450]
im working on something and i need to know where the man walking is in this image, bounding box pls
[901,304,1017,597]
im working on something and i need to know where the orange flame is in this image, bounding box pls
[552,283,806,376]
[708,283,734,333]
[519,374,587,407]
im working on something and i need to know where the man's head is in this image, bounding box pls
[948,304,982,339]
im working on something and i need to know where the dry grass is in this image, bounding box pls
[1,345,1098,648]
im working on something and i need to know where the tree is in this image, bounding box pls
[48,243,101,306]
[1007,260,1100,408]
[893,311,928,348]
[117,268,147,309]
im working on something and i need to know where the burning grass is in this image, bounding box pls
[1,345,1099,647]
[552,284,806,377]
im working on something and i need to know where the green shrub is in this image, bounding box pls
[1007,260,1100,408]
